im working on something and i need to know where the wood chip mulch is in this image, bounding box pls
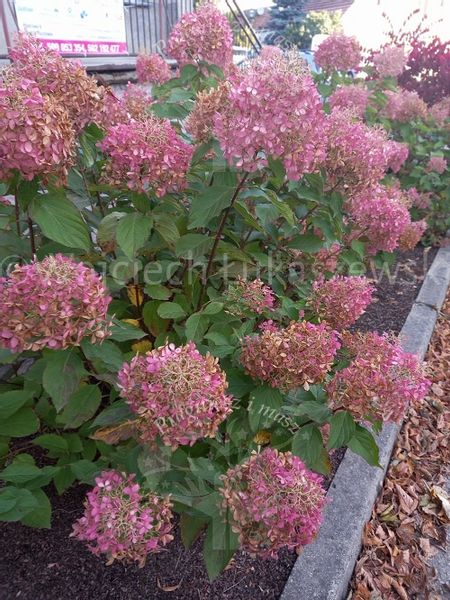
[350,294,450,600]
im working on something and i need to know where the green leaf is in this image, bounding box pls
[292,425,330,474]
[248,386,283,431]
[70,459,100,483]
[33,434,69,454]
[157,302,186,320]
[42,349,86,412]
[180,514,207,549]
[20,489,51,528]
[91,400,133,429]
[203,514,239,581]
[0,461,41,484]
[53,466,75,495]
[29,191,90,251]
[286,233,324,253]
[0,390,33,420]
[202,302,223,315]
[59,385,101,429]
[328,411,356,449]
[175,233,212,258]
[348,425,381,467]
[144,283,172,300]
[153,213,179,246]
[0,487,38,522]
[185,313,209,342]
[116,213,153,259]
[109,319,147,341]
[0,408,39,437]
[264,189,295,225]
[189,186,235,229]
[80,340,124,371]
[284,400,331,425]
[226,369,255,398]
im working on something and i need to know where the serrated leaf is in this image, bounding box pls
[348,425,381,467]
[157,302,186,320]
[0,390,33,420]
[248,386,283,431]
[59,385,101,429]
[42,349,86,413]
[189,186,235,229]
[286,233,324,252]
[109,319,147,341]
[185,313,210,342]
[203,514,239,581]
[29,191,90,251]
[33,434,69,454]
[180,514,207,548]
[175,233,212,258]
[20,489,51,529]
[328,411,356,449]
[0,487,38,522]
[116,213,153,259]
[0,408,39,437]
[153,213,180,246]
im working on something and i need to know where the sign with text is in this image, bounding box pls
[15,0,128,55]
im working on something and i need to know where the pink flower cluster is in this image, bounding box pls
[372,46,407,78]
[383,140,409,173]
[0,74,75,182]
[136,52,172,85]
[315,33,362,73]
[240,320,340,391]
[219,448,326,558]
[167,3,233,70]
[100,115,193,195]
[72,471,173,566]
[10,33,104,132]
[214,52,327,179]
[382,89,428,122]
[427,156,447,175]
[97,84,153,129]
[118,342,233,449]
[329,85,369,118]
[225,277,276,315]
[326,331,430,423]
[349,185,411,254]
[186,82,230,143]
[398,220,427,250]
[406,187,431,210]
[430,96,450,125]
[309,275,374,329]
[0,254,111,352]
[324,110,388,197]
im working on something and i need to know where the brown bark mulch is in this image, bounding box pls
[350,293,450,600]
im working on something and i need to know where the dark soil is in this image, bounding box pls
[0,245,437,600]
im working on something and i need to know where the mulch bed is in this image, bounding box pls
[350,288,450,600]
[0,246,438,600]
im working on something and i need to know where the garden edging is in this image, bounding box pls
[281,243,450,600]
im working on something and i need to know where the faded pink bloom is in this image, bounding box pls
[426,156,447,175]
[382,89,428,122]
[430,96,450,125]
[323,110,388,197]
[10,33,104,131]
[326,331,430,423]
[186,81,230,143]
[383,140,409,173]
[349,184,411,254]
[0,73,75,182]
[225,277,276,316]
[0,196,11,206]
[219,448,326,558]
[118,342,233,449]
[167,3,233,70]
[240,320,340,391]
[309,275,374,329]
[214,52,327,179]
[398,220,427,250]
[136,52,171,84]
[372,46,407,78]
[72,470,173,566]
[315,33,362,73]
[100,115,193,195]
[259,45,283,60]
[406,187,431,210]
[0,255,111,352]
[329,85,369,118]
[96,84,153,129]
[313,243,341,274]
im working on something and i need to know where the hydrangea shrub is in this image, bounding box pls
[0,10,437,579]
